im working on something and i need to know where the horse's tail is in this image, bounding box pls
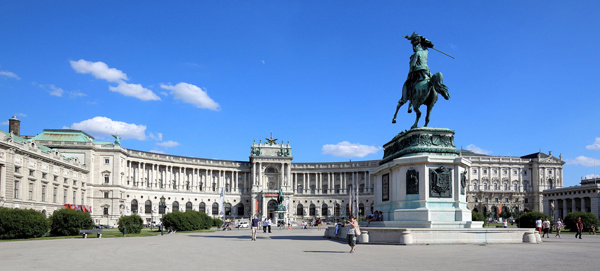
[432,72,450,100]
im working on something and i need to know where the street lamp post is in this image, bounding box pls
[160,196,166,236]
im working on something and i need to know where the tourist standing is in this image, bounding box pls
[589,224,596,235]
[575,217,584,239]
[263,218,269,233]
[267,218,272,233]
[554,218,563,238]
[542,218,551,238]
[345,215,359,253]
[317,218,322,230]
[535,217,543,235]
[251,215,260,241]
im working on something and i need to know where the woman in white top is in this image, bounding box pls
[345,215,359,253]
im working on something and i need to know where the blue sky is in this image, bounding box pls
[1,1,599,187]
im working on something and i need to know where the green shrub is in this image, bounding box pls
[0,207,50,239]
[564,212,600,232]
[471,211,485,222]
[517,211,551,228]
[118,214,144,234]
[49,208,94,236]
[212,218,223,228]
[162,211,213,231]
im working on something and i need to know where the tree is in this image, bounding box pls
[564,212,600,232]
[0,207,50,239]
[118,214,144,234]
[50,209,93,236]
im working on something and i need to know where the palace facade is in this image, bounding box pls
[0,116,566,226]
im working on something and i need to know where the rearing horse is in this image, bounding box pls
[392,72,450,129]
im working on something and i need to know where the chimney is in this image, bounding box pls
[8,116,20,136]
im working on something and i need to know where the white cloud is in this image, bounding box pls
[68,116,147,140]
[149,150,165,154]
[70,59,128,83]
[156,140,180,148]
[322,141,381,158]
[586,138,600,150]
[148,132,163,141]
[1,121,8,126]
[49,85,65,97]
[109,82,160,101]
[0,71,20,80]
[465,144,492,155]
[17,113,27,117]
[160,82,220,110]
[565,156,600,167]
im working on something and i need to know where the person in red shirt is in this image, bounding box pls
[575,217,584,239]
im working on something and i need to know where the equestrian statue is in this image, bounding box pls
[392,32,451,129]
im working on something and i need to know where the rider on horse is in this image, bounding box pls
[400,33,434,113]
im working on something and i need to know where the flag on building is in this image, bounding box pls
[219,187,225,219]
[499,204,503,215]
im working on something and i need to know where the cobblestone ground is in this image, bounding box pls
[1,228,599,271]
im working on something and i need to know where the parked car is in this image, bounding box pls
[238,221,249,228]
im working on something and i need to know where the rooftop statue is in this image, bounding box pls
[392,32,451,129]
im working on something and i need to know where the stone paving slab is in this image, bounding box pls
[1,229,599,271]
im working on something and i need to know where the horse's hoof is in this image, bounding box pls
[392,119,396,124]
[408,108,412,113]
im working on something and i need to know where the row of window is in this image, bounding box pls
[472,182,529,191]
[473,197,528,204]
[13,180,84,204]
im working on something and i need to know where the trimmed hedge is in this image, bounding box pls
[212,218,223,228]
[0,207,50,239]
[564,212,600,232]
[471,211,485,222]
[50,208,94,236]
[163,211,213,231]
[118,214,144,234]
[517,211,551,228]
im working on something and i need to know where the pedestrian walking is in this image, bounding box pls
[554,218,563,238]
[575,217,584,239]
[345,215,359,253]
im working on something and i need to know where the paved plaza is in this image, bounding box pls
[1,228,599,271]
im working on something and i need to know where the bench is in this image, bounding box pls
[79,229,103,238]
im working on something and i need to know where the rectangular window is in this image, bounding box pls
[54,176,58,182]
[63,189,67,204]
[104,192,109,199]
[73,191,77,204]
[105,158,110,164]
[513,170,517,175]
[104,175,110,184]
[42,173,47,179]
[103,207,109,215]
[472,169,477,174]
[29,183,34,200]
[15,166,20,174]
[42,185,47,202]
[14,180,19,199]
[81,192,85,205]
[53,187,57,203]
[29,169,35,177]
[483,169,487,174]
[495,198,499,203]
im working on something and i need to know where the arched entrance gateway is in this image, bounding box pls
[267,200,277,219]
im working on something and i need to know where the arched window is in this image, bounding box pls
[548,179,553,189]
[172,201,179,212]
[237,203,244,216]
[345,204,350,215]
[359,203,365,217]
[504,183,508,191]
[483,183,488,190]
[131,199,138,214]
[199,202,206,213]
[186,201,193,211]
[513,183,518,191]
[212,202,219,215]
[224,203,232,216]
[334,203,341,217]
[309,204,316,216]
[145,200,152,214]
[297,204,304,216]
[266,167,277,173]
[322,204,328,216]
[493,183,498,190]
[473,182,478,191]
[523,182,528,192]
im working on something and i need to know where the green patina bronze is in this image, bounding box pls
[392,32,451,129]
[276,189,286,211]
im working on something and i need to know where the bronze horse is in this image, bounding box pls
[392,72,449,129]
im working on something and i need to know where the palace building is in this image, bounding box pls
[0,116,565,226]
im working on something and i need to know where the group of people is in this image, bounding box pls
[366,211,383,227]
[535,216,596,239]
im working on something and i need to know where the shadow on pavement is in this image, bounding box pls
[303,251,347,254]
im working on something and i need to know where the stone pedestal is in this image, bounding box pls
[273,210,285,227]
[372,127,478,228]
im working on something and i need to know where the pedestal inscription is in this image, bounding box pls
[406,168,419,194]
